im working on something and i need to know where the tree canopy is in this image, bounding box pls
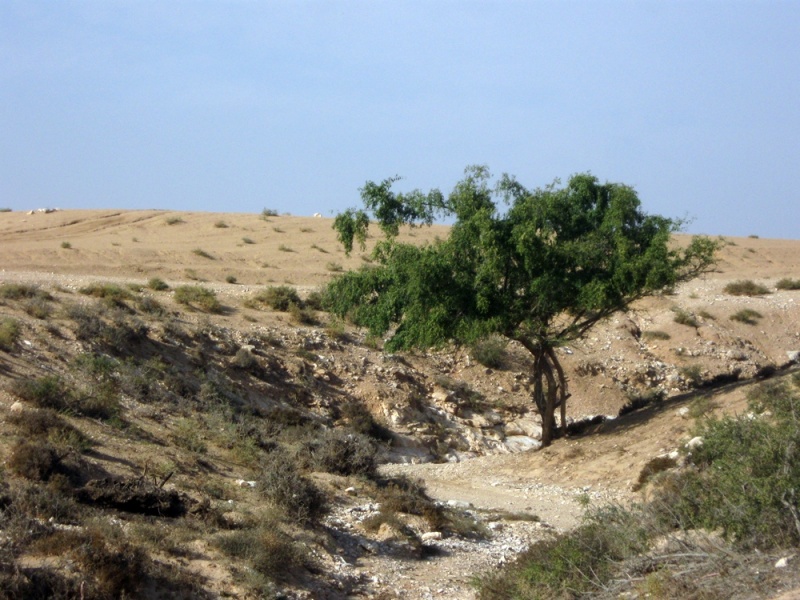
[328,166,718,446]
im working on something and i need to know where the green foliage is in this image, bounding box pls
[165,216,184,225]
[730,308,762,324]
[776,278,800,290]
[328,167,719,445]
[214,220,228,228]
[661,379,800,548]
[0,317,21,351]
[60,241,72,249]
[478,505,649,599]
[173,285,222,313]
[724,280,770,296]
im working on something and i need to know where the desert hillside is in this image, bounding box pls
[1,208,799,599]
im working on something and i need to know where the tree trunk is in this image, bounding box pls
[526,344,570,448]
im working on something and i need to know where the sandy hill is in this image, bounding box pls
[0,208,799,599]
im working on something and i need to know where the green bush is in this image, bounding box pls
[730,308,762,324]
[658,379,800,549]
[0,317,21,351]
[244,286,301,312]
[478,505,649,599]
[470,335,507,369]
[173,285,222,313]
[79,283,134,309]
[776,278,800,290]
[147,277,169,291]
[723,280,770,296]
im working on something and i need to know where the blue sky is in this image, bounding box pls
[2,1,798,239]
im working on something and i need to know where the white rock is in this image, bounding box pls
[345,486,357,496]
[677,407,690,419]
[685,436,704,450]
[775,556,790,568]
[787,350,800,363]
[504,435,541,453]
[236,479,257,488]
[421,531,442,541]
[9,401,25,413]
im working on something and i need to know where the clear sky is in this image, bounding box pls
[2,1,798,239]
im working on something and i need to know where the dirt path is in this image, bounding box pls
[330,453,635,600]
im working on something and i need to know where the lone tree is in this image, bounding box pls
[328,166,718,446]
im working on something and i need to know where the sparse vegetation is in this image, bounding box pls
[242,236,255,244]
[225,274,237,284]
[641,330,670,341]
[672,307,699,328]
[724,279,770,296]
[214,220,228,228]
[261,208,278,219]
[776,277,800,290]
[730,308,763,324]
[278,244,294,252]
[165,216,184,225]
[192,248,215,259]
[60,241,72,249]
[679,364,704,387]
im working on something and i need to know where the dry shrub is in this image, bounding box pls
[8,440,61,481]
[305,429,377,477]
[723,280,770,296]
[257,452,326,523]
